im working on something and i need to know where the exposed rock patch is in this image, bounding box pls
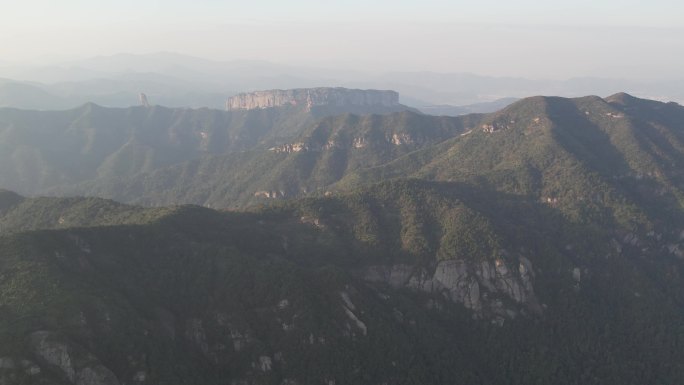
[363,256,540,319]
[28,331,120,385]
[269,142,308,153]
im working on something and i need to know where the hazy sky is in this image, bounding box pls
[2,0,683,79]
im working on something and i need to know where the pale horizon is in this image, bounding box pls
[1,1,683,81]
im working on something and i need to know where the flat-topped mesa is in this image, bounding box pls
[226,87,400,111]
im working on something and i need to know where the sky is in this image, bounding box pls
[1,0,683,79]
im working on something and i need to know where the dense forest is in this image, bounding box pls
[1,93,684,384]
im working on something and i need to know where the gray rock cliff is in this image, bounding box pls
[363,256,541,321]
[29,331,121,385]
[226,88,400,111]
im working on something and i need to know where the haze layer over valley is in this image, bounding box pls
[0,52,683,112]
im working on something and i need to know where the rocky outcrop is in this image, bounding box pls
[138,93,150,108]
[390,133,415,145]
[29,331,120,385]
[226,88,399,111]
[363,256,541,321]
[0,357,42,384]
[339,292,367,336]
[254,190,286,199]
[257,356,272,372]
[76,366,121,385]
[183,314,255,364]
[268,131,420,155]
[481,120,514,133]
[269,142,308,153]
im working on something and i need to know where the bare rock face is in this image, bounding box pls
[28,331,120,385]
[363,256,541,320]
[183,314,254,365]
[257,356,272,372]
[29,331,76,382]
[269,142,308,154]
[226,88,399,111]
[76,366,121,385]
[138,93,150,108]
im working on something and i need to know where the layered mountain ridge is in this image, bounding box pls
[1,93,684,384]
[46,93,684,222]
[2,173,684,384]
[0,95,414,195]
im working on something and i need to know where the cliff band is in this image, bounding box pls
[226,87,400,111]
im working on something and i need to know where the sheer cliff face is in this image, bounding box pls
[226,88,400,111]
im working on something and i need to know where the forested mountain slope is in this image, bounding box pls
[1,178,684,384]
[0,100,411,195]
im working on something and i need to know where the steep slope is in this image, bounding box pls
[0,100,413,195]
[66,111,479,207]
[2,94,684,384]
[2,180,684,384]
[64,94,684,223]
[338,94,684,229]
